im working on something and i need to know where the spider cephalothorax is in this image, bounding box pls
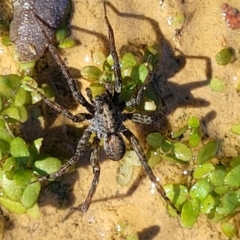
[30,1,178,213]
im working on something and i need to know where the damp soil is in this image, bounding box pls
[1,0,240,239]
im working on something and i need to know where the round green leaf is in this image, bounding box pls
[34,157,62,176]
[81,66,102,81]
[173,142,193,162]
[146,132,164,149]
[10,137,30,164]
[190,179,211,201]
[193,163,215,179]
[215,48,233,65]
[200,194,215,214]
[58,38,76,49]
[121,53,138,68]
[216,191,239,215]
[2,174,23,201]
[13,87,31,106]
[208,167,227,187]
[164,184,188,206]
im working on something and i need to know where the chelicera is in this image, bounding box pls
[30,1,178,213]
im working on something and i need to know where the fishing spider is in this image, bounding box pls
[31,1,178,213]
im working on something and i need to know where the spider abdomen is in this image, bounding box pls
[104,133,126,161]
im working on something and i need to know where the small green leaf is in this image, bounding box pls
[138,64,148,83]
[193,163,215,179]
[56,26,69,42]
[13,87,31,106]
[171,125,188,139]
[10,137,30,164]
[164,184,188,206]
[26,203,40,219]
[93,51,106,67]
[231,123,240,135]
[146,132,164,149]
[196,140,219,164]
[221,222,237,238]
[146,148,161,168]
[208,167,227,187]
[0,197,26,214]
[215,48,233,65]
[189,130,201,148]
[3,158,18,180]
[216,191,239,215]
[209,78,225,92]
[1,106,28,122]
[89,82,106,98]
[34,157,62,176]
[2,174,23,201]
[214,185,229,195]
[121,53,138,68]
[81,66,102,81]
[230,155,240,167]
[188,116,200,128]
[0,74,21,99]
[143,45,160,65]
[200,194,215,214]
[58,38,76,49]
[190,179,211,201]
[181,198,200,228]
[168,14,186,27]
[224,164,240,187]
[21,181,41,208]
[173,142,193,162]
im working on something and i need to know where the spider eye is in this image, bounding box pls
[104,133,126,161]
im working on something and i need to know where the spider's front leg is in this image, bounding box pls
[103,1,122,95]
[27,84,93,122]
[72,137,101,212]
[123,129,179,213]
[35,129,92,182]
[30,13,94,113]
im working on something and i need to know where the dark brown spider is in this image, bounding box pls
[30,1,178,213]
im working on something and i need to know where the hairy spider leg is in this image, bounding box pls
[103,1,122,95]
[26,85,93,122]
[35,129,92,182]
[72,137,101,212]
[123,130,180,213]
[103,2,178,213]
[31,12,95,114]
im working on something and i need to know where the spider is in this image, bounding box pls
[30,1,178,213]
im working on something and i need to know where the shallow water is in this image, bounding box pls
[1,0,240,239]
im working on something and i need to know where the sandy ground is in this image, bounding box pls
[1,0,240,239]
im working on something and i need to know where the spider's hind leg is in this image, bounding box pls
[72,136,101,212]
[34,129,92,183]
[123,129,179,213]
